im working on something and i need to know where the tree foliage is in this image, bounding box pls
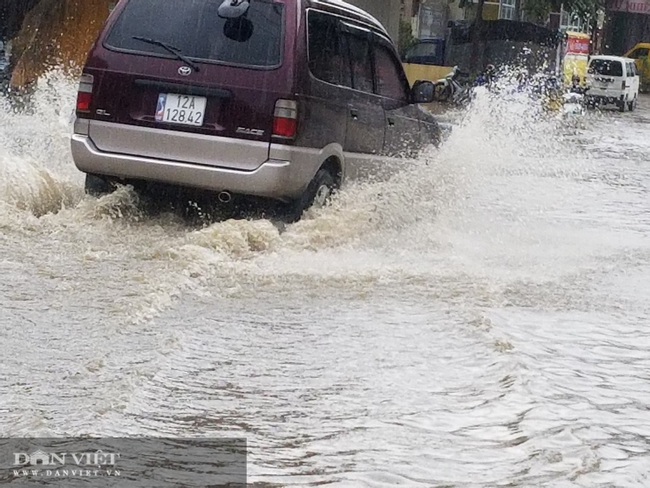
[563,0,605,22]
[521,0,559,23]
[398,19,418,58]
[522,0,604,23]
[457,0,604,24]
[456,0,604,71]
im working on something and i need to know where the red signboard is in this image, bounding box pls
[609,0,650,14]
[567,37,591,55]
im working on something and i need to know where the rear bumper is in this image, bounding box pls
[71,134,305,200]
[585,93,625,104]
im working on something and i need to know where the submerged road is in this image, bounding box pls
[1,76,649,486]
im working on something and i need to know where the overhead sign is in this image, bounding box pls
[609,0,650,14]
[566,36,590,55]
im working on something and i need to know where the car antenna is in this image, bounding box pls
[218,0,250,18]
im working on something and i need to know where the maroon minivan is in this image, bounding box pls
[71,0,439,219]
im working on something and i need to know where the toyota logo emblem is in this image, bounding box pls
[178,66,192,76]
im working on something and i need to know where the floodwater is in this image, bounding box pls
[1,72,649,487]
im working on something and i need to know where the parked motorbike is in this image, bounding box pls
[561,92,586,116]
[433,66,472,105]
[561,79,590,117]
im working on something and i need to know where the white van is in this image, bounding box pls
[586,55,640,112]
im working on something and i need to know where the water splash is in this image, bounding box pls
[0,68,607,325]
[0,68,81,219]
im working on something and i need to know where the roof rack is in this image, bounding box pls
[310,0,390,38]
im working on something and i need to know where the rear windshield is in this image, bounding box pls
[105,0,284,68]
[589,59,623,77]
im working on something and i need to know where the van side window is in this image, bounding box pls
[631,48,649,59]
[373,42,409,101]
[627,62,637,76]
[345,33,374,93]
[308,11,350,87]
[307,12,349,85]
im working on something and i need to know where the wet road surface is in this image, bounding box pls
[1,73,650,486]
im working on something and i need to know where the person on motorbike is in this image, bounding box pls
[570,73,587,94]
[474,63,496,88]
[515,68,530,92]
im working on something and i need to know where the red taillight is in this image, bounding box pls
[621,81,626,90]
[273,117,297,138]
[76,74,94,114]
[76,92,92,112]
[272,99,297,139]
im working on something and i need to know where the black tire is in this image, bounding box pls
[456,87,472,106]
[284,168,337,223]
[618,100,627,113]
[435,82,451,103]
[628,96,637,112]
[84,174,116,197]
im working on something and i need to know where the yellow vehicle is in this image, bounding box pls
[562,32,590,87]
[625,43,650,92]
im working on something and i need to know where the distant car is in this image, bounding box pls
[585,55,640,112]
[70,0,440,220]
[0,57,8,76]
[624,43,650,93]
[0,39,9,82]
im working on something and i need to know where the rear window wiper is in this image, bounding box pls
[131,36,200,73]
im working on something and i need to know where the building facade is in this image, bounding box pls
[349,0,402,42]
[603,0,650,53]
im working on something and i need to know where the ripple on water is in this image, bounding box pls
[1,72,649,486]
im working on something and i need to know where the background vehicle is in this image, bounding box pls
[0,40,10,89]
[561,91,586,117]
[401,38,454,89]
[70,0,439,221]
[402,38,445,66]
[585,55,639,112]
[561,31,590,87]
[624,43,650,93]
[433,66,472,105]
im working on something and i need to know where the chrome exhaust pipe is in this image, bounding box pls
[218,191,232,203]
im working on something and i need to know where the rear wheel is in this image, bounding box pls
[435,82,452,103]
[84,174,116,197]
[454,86,471,106]
[618,99,627,112]
[283,168,337,223]
[628,96,637,111]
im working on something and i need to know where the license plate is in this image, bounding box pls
[155,93,206,126]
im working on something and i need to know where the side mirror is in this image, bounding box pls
[411,80,435,103]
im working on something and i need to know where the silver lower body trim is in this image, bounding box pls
[71,134,305,200]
